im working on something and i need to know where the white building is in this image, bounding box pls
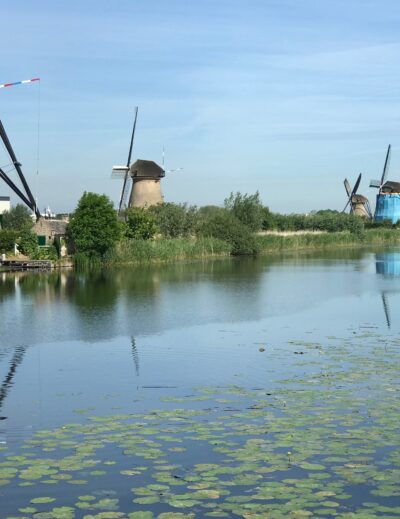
[0,196,10,214]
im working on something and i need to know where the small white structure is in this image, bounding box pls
[0,196,10,215]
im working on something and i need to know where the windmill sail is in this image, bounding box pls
[0,120,40,219]
[118,107,138,214]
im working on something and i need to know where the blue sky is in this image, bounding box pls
[1,0,399,213]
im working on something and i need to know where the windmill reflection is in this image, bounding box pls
[375,252,400,329]
[131,337,140,377]
[0,346,26,419]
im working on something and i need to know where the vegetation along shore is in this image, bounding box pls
[1,191,400,268]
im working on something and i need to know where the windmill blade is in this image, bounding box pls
[344,178,352,197]
[370,179,381,189]
[166,168,183,174]
[0,120,40,219]
[126,107,138,169]
[366,199,373,219]
[380,144,391,188]
[342,198,351,213]
[351,173,362,196]
[118,107,138,214]
[0,167,35,210]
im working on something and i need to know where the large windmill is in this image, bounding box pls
[343,173,372,218]
[112,108,166,212]
[0,120,40,220]
[370,145,400,223]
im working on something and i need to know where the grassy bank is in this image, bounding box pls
[96,229,400,267]
[103,236,231,265]
[256,228,400,254]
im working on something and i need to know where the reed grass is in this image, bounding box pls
[256,229,400,253]
[104,237,231,265]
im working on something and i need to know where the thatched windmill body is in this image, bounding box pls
[343,173,372,218]
[370,145,400,224]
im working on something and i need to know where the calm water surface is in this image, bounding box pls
[0,249,399,518]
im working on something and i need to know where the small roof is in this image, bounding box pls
[130,160,165,179]
[382,181,400,194]
[351,194,369,203]
[0,196,10,201]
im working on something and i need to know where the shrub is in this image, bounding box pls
[67,192,120,257]
[123,207,158,240]
[150,203,197,238]
[261,209,365,234]
[0,229,18,253]
[198,209,260,256]
[17,229,38,256]
[224,191,264,231]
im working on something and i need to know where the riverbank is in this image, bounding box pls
[102,229,400,266]
[256,228,400,254]
[3,230,398,270]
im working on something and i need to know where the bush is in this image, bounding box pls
[1,204,33,230]
[123,207,158,240]
[0,229,18,253]
[67,192,121,257]
[149,203,197,238]
[261,209,365,234]
[17,229,38,256]
[225,191,264,231]
[198,209,260,256]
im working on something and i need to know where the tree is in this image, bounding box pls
[224,191,264,231]
[124,207,158,240]
[149,203,197,238]
[1,204,33,230]
[0,229,18,253]
[197,208,260,256]
[67,192,120,256]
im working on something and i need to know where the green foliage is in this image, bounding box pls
[365,219,400,229]
[197,209,260,256]
[67,192,120,257]
[17,229,38,256]
[224,191,264,231]
[31,245,59,261]
[1,204,33,230]
[123,208,158,240]
[0,229,18,253]
[149,203,197,238]
[262,209,365,234]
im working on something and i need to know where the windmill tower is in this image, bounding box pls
[370,145,400,224]
[343,173,372,218]
[112,108,166,212]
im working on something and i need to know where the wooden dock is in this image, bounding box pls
[0,259,52,271]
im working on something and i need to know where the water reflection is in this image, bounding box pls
[0,346,26,419]
[131,337,140,377]
[375,252,400,329]
[1,249,399,352]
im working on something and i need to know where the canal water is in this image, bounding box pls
[0,249,399,518]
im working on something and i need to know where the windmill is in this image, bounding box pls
[112,108,166,211]
[370,145,400,223]
[343,173,372,218]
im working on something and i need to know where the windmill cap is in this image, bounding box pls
[130,159,165,179]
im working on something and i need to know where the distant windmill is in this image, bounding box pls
[343,173,372,218]
[370,145,400,223]
[112,109,167,211]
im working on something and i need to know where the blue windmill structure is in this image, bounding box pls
[370,145,400,224]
